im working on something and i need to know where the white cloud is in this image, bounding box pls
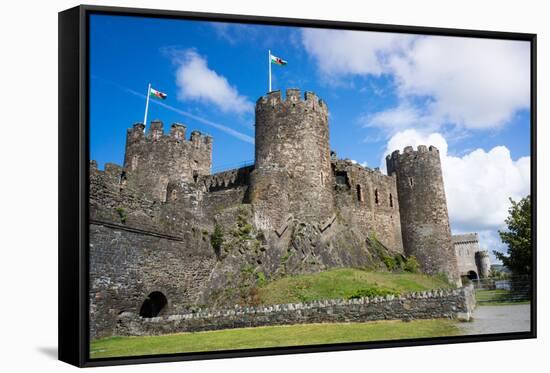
[388,36,530,129]
[363,101,439,134]
[350,159,368,168]
[301,29,414,78]
[301,30,530,131]
[172,49,253,115]
[381,130,530,251]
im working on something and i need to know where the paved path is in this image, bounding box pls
[457,304,531,335]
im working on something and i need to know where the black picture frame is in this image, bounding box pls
[59,4,537,367]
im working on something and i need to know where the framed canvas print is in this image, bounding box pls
[58,4,537,367]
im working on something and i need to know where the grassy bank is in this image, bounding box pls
[254,268,452,305]
[475,289,530,306]
[91,319,459,358]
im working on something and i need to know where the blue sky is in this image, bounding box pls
[90,14,531,260]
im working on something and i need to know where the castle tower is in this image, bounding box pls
[475,251,491,279]
[386,145,460,285]
[124,120,212,201]
[250,89,334,231]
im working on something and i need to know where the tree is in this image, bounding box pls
[493,195,532,275]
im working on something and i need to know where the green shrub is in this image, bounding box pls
[256,271,267,287]
[436,272,451,285]
[394,254,406,269]
[115,207,127,224]
[382,255,396,271]
[348,287,398,299]
[211,224,224,256]
[233,214,253,239]
[404,256,420,273]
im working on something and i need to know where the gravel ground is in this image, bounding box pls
[457,304,531,335]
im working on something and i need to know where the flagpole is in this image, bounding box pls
[143,83,151,129]
[268,50,272,92]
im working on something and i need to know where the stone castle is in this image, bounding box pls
[453,233,491,280]
[89,89,485,339]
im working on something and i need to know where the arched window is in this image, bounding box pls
[374,189,379,205]
[389,193,394,208]
[139,291,167,318]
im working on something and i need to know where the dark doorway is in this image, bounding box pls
[467,270,478,280]
[139,291,168,318]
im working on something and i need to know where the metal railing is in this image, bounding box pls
[472,276,531,303]
[211,160,254,174]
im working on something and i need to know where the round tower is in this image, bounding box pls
[250,89,334,231]
[123,120,212,201]
[386,145,461,285]
[475,250,491,279]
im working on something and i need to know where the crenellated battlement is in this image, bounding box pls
[452,233,479,244]
[199,165,253,192]
[386,145,441,176]
[386,145,440,162]
[124,120,213,200]
[127,120,212,146]
[331,158,393,179]
[256,88,328,116]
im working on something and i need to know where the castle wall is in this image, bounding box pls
[88,89,474,340]
[116,286,475,336]
[453,233,481,278]
[90,161,195,234]
[250,89,334,231]
[387,146,460,285]
[89,223,217,340]
[123,121,212,201]
[198,166,253,216]
[332,160,404,252]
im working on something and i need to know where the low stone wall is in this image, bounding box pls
[115,285,475,336]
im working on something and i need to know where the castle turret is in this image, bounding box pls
[124,120,212,201]
[475,250,491,279]
[250,89,334,231]
[386,145,460,285]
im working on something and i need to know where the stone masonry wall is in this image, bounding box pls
[199,166,253,216]
[123,121,212,201]
[453,233,481,278]
[332,159,404,253]
[387,146,460,285]
[116,285,475,336]
[89,223,217,340]
[250,89,334,231]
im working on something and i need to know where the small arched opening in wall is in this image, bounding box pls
[139,291,168,318]
[356,184,363,202]
[466,271,478,280]
[374,188,379,205]
[389,193,394,208]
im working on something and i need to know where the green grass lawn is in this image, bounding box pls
[255,268,452,305]
[90,319,459,358]
[475,289,530,306]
